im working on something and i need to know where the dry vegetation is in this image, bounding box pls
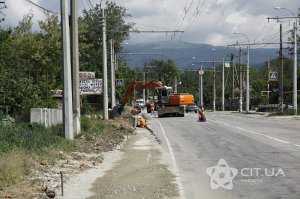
[0,116,133,198]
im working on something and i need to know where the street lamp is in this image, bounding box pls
[232,32,250,113]
[198,66,204,107]
[274,7,298,115]
[211,48,217,111]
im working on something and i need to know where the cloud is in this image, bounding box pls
[4,0,46,29]
[3,0,300,45]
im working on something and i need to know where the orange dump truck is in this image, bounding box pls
[122,81,195,118]
[169,93,194,106]
[157,93,195,117]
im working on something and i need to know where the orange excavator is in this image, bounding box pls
[122,81,194,117]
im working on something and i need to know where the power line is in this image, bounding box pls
[86,0,94,9]
[0,1,6,22]
[23,0,58,15]
[129,30,184,33]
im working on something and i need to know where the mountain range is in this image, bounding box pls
[122,40,278,69]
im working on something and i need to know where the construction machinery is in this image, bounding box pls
[122,81,195,117]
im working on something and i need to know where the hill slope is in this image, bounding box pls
[122,40,278,68]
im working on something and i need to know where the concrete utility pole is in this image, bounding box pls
[239,47,243,112]
[246,44,250,112]
[232,62,235,110]
[174,76,178,94]
[293,21,298,115]
[222,58,225,111]
[280,23,284,113]
[102,8,109,120]
[143,72,146,102]
[61,0,74,140]
[267,57,271,104]
[213,62,216,112]
[71,0,80,136]
[232,32,250,112]
[267,14,300,113]
[110,39,116,108]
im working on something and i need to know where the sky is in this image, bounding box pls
[3,0,300,46]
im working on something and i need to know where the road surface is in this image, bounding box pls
[150,112,300,199]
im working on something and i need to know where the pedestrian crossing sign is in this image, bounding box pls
[269,71,278,81]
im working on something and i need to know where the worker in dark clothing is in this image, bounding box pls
[198,106,206,122]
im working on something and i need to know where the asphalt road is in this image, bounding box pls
[150,112,300,199]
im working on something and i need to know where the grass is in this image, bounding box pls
[0,115,133,190]
[0,123,74,189]
[0,123,74,155]
[0,151,33,188]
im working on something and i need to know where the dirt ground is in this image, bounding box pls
[88,128,180,199]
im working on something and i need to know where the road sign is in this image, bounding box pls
[79,71,95,80]
[269,71,278,81]
[116,79,124,87]
[80,79,103,95]
[198,70,204,76]
[225,62,231,68]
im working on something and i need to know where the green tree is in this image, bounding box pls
[79,1,133,76]
[146,59,179,86]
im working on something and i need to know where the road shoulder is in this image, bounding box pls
[86,127,180,199]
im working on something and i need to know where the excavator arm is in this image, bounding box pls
[122,81,164,105]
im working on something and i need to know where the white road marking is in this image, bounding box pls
[157,120,186,199]
[294,144,300,148]
[208,119,292,146]
[146,152,152,164]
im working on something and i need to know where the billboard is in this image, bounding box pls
[79,71,96,80]
[80,79,103,95]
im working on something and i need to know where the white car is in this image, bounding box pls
[135,99,145,108]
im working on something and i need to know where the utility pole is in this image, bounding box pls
[110,39,116,108]
[280,23,284,113]
[198,66,204,107]
[61,0,74,140]
[267,15,300,113]
[143,71,146,102]
[232,61,235,110]
[293,20,298,115]
[246,44,250,112]
[102,8,109,120]
[239,47,243,112]
[213,62,216,111]
[222,58,225,111]
[267,57,270,104]
[174,76,178,94]
[71,0,80,136]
